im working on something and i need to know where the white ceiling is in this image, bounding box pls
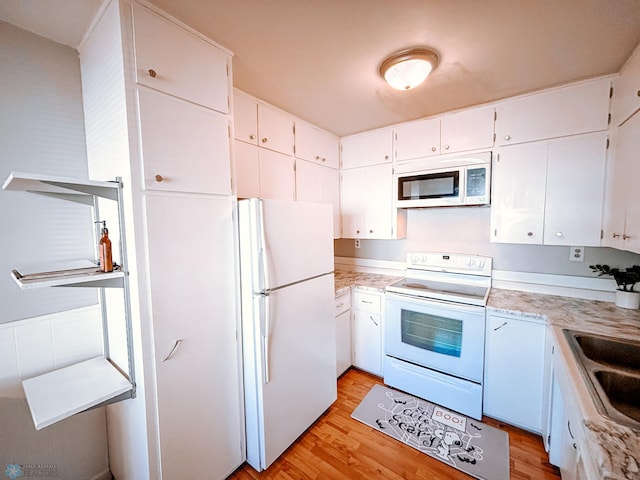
[2,0,640,136]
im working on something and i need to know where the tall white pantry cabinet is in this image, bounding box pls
[79,1,244,479]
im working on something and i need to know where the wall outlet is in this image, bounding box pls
[355,239,361,249]
[570,246,584,262]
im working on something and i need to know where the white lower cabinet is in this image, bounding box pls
[548,339,599,480]
[335,292,351,377]
[351,289,383,375]
[145,194,244,480]
[483,312,546,433]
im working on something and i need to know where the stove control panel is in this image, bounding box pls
[407,252,492,276]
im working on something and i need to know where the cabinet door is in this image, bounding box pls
[483,314,546,433]
[440,105,495,153]
[234,92,258,145]
[352,310,382,375]
[138,88,231,195]
[295,121,340,168]
[395,117,441,160]
[544,132,608,246]
[258,148,295,200]
[341,129,393,169]
[132,4,229,113]
[491,142,547,244]
[364,163,393,239]
[340,168,366,238]
[620,112,640,253]
[612,47,640,126]
[145,194,243,479]
[257,103,294,155]
[336,309,351,377]
[234,140,260,198]
[495,78,610,146]
[295,159,340,238]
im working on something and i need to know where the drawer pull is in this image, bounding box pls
[493,321,508,331]
[336,302,344,308]
[155,174,164,182]
[361,300,373,304]
[148,68,157,78]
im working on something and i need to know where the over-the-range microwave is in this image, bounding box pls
[395,152,491,208]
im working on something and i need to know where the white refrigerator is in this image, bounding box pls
[238,198,337,471]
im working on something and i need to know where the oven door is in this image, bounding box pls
[384,292,485,382]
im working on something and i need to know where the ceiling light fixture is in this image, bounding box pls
[379,47,439,91]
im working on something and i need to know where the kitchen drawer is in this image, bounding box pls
[352,290,381,314]
[334,293,351,317]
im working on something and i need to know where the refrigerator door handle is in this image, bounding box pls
[261,289,271,384]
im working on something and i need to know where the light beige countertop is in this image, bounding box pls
[488,288,640,480]
[334,270,400,296]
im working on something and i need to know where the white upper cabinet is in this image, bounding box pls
[440,105,495,153]
[395,117,441,160]
[131,3,229,114]
[543,132,607,246]
[138,88,231,195]
[603,110,640,253]
[234,92,258,145]
[295,159,340,237]
[234,140,261,198]
[257,103,295,155]
[612,45,640,126]
[491,131,608,246]
[295,121,340,169]
[394,105,495,161]
[340,164,406,239]
[491,141,548,244]
[495,78,611,146]
[233,91,294,156]
[257,148,295,201]
[341,129,393,169]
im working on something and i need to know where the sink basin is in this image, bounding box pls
[563,329,640,430]
[574,334,640,373]
[594,370,640,424]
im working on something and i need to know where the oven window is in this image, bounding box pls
[400,309,462,357]
[398,171,459,200]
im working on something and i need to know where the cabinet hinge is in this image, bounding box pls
[494,111,497,121]
[228,125,231,138]
[496,153,500,162]
[608,113,611,125]
[493,133,496,143]
[552,345,555,355]
[601,229,604,240]
[609,86,613,98]
[226,64,229,76]
[606,137,610,149]
[547,434,551,446]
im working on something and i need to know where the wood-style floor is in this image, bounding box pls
[228,368,561,479]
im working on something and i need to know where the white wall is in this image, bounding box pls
[0,21,110,479]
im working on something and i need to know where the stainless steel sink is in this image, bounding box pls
[563,329,640,430]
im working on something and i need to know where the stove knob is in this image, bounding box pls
[421,255,428,264]
[479,260,485,268]
[467,258,475,267]
[411,255,420,264]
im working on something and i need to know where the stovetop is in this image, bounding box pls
[385,252,492,306]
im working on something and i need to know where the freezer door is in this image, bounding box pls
[244,273,337,471]
[239,198,334,291]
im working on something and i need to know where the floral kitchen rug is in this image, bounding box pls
[351,384,509,480]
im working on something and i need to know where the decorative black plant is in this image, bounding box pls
[589,264,640,292]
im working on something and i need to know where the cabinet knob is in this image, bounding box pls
[316,155,320,160]
[527,231,533,237]
[322,157,326,162]
[637,90,640,97]
[384,155,389,160]
[249,134,256,140]
[444,144,450,150]
[431,146,437,152]
[369,229,373,234]
[613,233,621,238]
[356,229,360,234]
[504,135,511,141]
[148,68,157,78]
[261,137,268,143]
[623,234,631,240]
[155,174,164,182]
